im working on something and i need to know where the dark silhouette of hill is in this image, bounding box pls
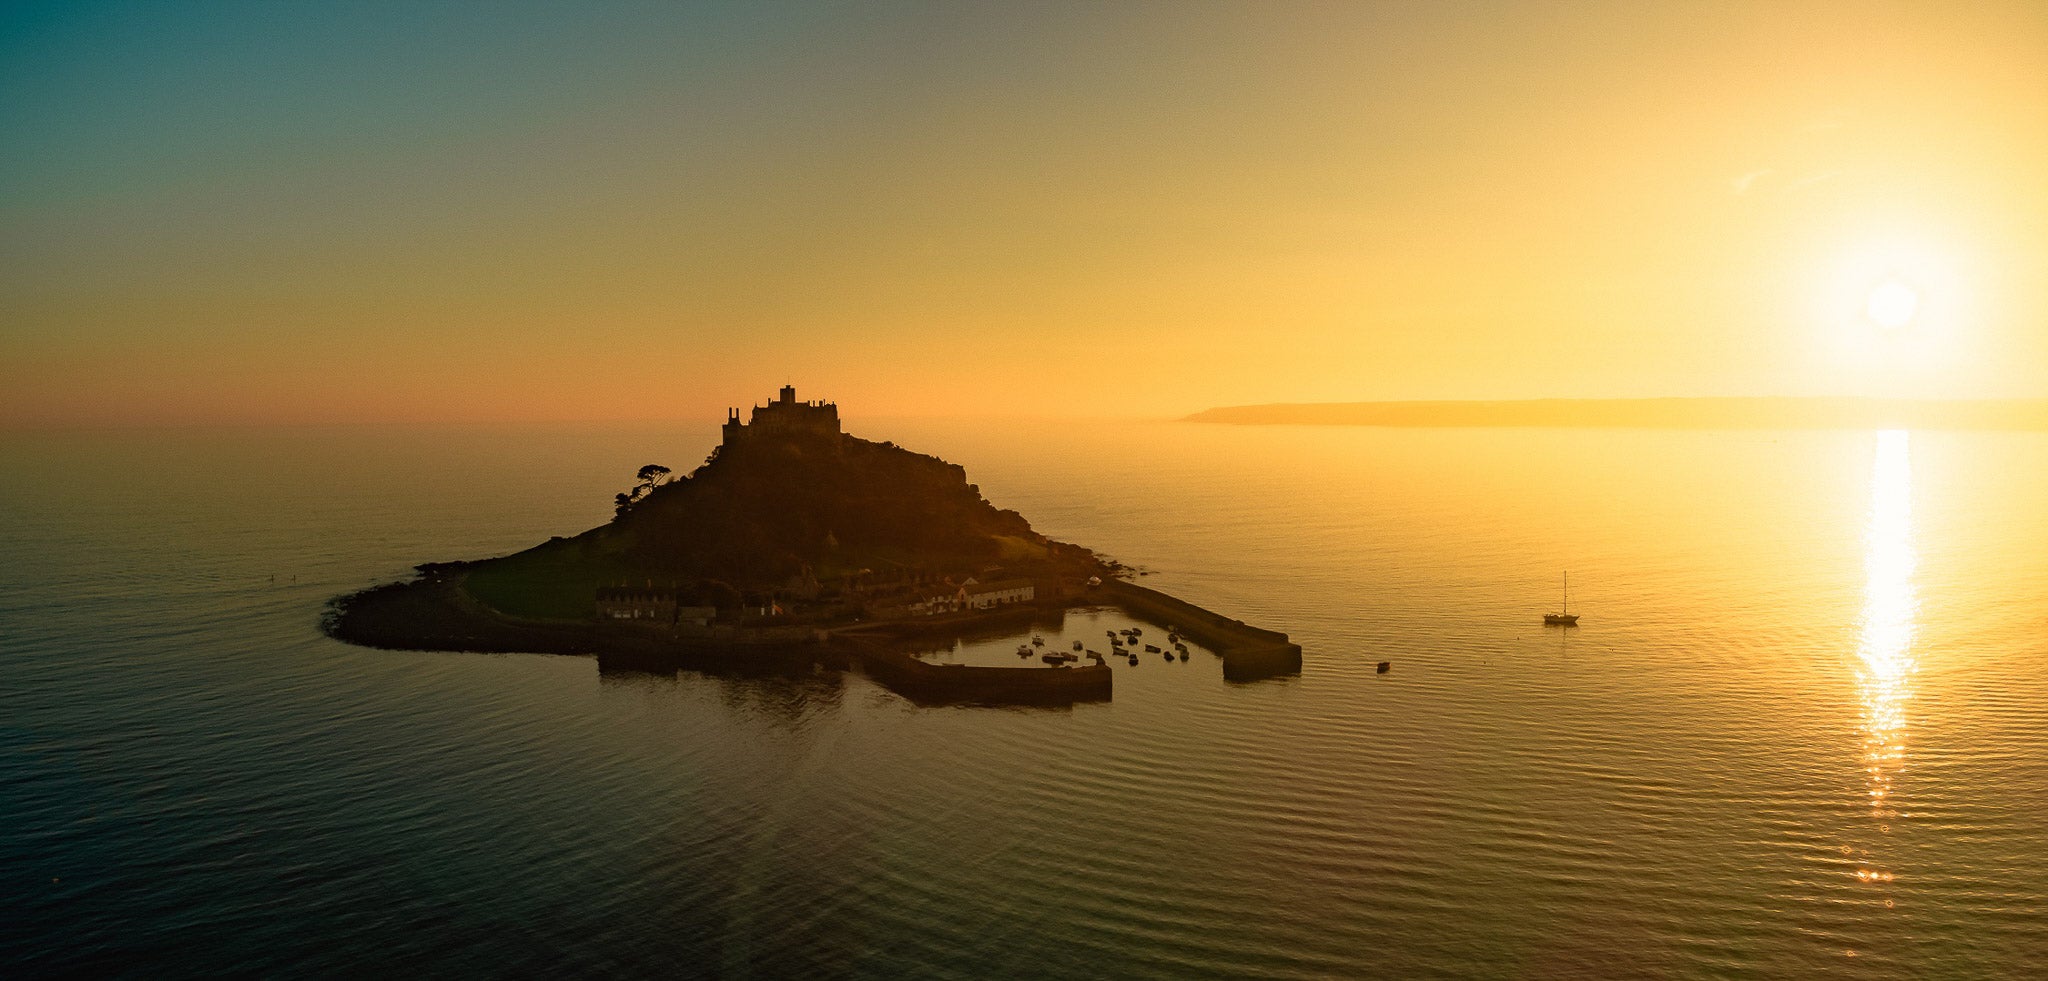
[613,427,1050,582]
[332,416,1099,627]
[1185,398,2048,430]
[322,386,1302,686]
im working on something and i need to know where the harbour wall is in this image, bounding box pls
[1099,580,1303,681]
[851,643,1112,705]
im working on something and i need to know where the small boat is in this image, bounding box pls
[1145,644,1161,653]
[1072,640,1084,651]
[1543,572,1581,626]
[1015,644,1031,656]
[1376,661,1391,673]
[1129,628,1142,637]
[1178,651,1188,661]
[1127,656,1139,666]
[1032,635,1045,646]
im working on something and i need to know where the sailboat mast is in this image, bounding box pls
[1563,572,1569,613]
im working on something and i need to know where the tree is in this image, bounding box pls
[613,464,673,519]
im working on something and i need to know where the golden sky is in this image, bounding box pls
[3,1,2045,426]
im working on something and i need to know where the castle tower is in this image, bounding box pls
[723,385,842,446]
[721,408,743,447]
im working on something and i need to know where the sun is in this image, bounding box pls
[1865,279,1919,330]
[1815,236,1975,382]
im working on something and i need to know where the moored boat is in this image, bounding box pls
[1543,572,1581,626]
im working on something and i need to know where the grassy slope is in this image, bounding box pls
[459,532,642,621]
[449,433,1078,621]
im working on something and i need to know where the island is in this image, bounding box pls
[324,386,1303,703]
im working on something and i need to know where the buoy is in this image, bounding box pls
[1376,661,1391,673]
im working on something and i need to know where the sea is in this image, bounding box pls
[4,419,2046,978]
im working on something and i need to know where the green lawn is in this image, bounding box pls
[460,539,638,621]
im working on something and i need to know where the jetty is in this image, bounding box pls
[853,643,1111,705]
[1097,580,1302,681]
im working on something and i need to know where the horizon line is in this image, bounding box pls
[1184,396,2048,431]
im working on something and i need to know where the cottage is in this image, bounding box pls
[961,578,1035,610]
[595,586,680,621]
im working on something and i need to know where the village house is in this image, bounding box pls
[596,586,677,621]
[961,578,1035,610]
[594,586,715,626]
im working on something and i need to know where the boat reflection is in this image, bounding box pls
[1854,429,1916,886]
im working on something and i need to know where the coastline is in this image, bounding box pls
[1185,396,2048,431]
[324,573,1302,703]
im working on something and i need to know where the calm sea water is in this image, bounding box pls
[4,419,2047,978]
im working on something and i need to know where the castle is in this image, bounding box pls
[721,385,841,447]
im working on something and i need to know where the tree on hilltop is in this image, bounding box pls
[614,464,674,518]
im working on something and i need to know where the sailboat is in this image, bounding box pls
[1543,573,1580,626]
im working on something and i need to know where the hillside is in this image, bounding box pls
[333,415,1103,628]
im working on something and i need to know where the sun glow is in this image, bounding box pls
[1866,280,1919,330]
[1814,234,1976,386]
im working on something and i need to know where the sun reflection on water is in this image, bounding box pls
[1855,430,1916,886]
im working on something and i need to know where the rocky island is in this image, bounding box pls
[325,386,1302,702]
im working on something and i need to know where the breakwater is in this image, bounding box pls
[326,573,1298,699]
[852,643,1112,705]
[1099,580,1303,681]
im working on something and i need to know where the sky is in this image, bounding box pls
[3,0,2046,427]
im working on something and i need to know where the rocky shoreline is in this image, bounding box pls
[324,572,1300,704]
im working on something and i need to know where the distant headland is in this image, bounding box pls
[1185,397,2048,431]
[325,386,1302,702]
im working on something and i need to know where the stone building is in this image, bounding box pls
[721,385,841,447]
[594,586,716,626]
[961,578,1035,610]
[595,586,678,621]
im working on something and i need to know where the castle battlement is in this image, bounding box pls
[722,384,841,446]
